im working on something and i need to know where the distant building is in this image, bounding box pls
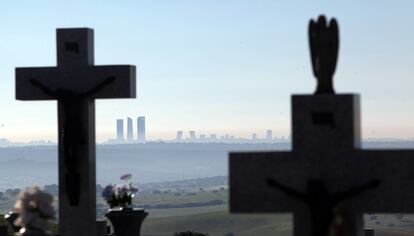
[116,119,124,142]
[200,134,206,140]
[0,138,11,147]
[209,134,217,140]
[127,117,133,142]
[252,133,257,140]
[266,130,273,141]
[137,116,146,142]
[176,131,183,141]
[189,130,197,141]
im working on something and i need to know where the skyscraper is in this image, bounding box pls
[189,130,197,141]
[137,116,146,142]
[252,133,257,140]
[176,131,183,141]
[116,119,124,142]
[127,117,133,142]
[266,130,273,141]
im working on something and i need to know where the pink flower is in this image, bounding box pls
[115,184,129,196]
[120,174,132,181]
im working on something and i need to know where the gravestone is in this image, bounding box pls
[364,228,375,236]
[16,28,136,236]
[0,225,8,236]
[230,15,414,236]
[96,221,106,236]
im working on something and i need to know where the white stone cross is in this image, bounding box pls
[16,28,136,236]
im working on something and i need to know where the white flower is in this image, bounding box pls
[14,186,55,231]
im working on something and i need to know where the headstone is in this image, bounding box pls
[96,221,106,236]
[16,28,136,236]
[230,15,414,236]
[364,228,375,236]
[0,225,8,236]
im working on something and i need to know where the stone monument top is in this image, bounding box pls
[294,15,358,150]
[309,15,339,94]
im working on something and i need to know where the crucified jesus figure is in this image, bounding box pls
[267,178,380,236]
[29,76,115,206]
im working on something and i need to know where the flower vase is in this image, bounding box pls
[106,208,148,236]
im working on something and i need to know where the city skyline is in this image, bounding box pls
[1,127,413,147]
[114,116,146,143]
[1,1,414,142]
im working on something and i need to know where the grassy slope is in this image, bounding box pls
[136,189,227,205]
[2,182,414,236]
[142,210,292,236]
[375,228,413,236]
[142,210,414,236]
[147,205,227,218]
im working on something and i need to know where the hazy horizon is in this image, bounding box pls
[1,1,414,142]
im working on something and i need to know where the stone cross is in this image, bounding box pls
[230,15,414,236]
[15,28,136,236]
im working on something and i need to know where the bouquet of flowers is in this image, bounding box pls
[102,174,139,208]
[13,186,55,235]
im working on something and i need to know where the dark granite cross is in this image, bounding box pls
[230,16,414,236]
[16,28,136,236]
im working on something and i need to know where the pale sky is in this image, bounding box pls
[0,1,414,142]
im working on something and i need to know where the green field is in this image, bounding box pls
[1,182,414,236]
[142,210,292,236]
[142,210,414,236]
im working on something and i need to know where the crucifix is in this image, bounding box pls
[16,28,136,236]
[230,15,414,236]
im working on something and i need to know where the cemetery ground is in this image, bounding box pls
[0,177,412,235]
